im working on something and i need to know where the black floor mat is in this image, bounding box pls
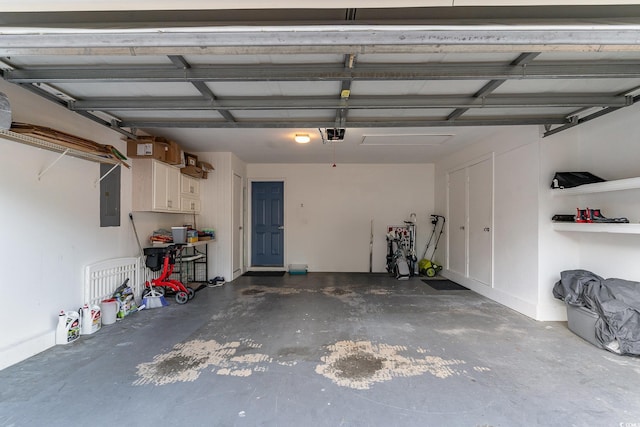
[422,279,469,291]
[243,271,286,277]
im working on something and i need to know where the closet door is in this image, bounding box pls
[447,167,467,277]
[468,158,493,286]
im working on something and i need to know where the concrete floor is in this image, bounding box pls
[1,273,640,427]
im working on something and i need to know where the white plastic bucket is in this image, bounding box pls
[101,299,118,325]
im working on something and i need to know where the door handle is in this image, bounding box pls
[459,226,465,230]
[484,227,490,232]
[278,226,284,230]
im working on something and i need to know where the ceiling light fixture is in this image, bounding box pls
[295,133,310,144]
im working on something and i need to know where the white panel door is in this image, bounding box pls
[448,167,467,276]
[468,158,493,286]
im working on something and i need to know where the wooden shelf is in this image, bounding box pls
[551,177,640,196]
[553,222,640,234]
[0,129,121,165]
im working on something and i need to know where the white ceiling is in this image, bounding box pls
[2,4,640,163]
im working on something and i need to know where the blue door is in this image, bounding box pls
[252,181,284,266]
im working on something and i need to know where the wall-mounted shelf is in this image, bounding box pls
[0,128,126,182]
[0,129,122,165]
[551,177,640,196]
[553,222,640,234]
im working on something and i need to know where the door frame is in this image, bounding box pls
[232,171,245,280]
[248,178,286,269]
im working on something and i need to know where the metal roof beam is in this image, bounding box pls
[120,116,568,129]
[2,26,640,55]
[8,61,640,83]
[71,94,629,111]
[448,51,540,121]
[167,55,237,124]
[544,94,640,137]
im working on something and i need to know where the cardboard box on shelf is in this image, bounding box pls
[126,139,166,162]
[197,161,214,172]
[181,165,205,179]
[164,140,182,165]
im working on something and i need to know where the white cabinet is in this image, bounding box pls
[181,174,200,196]
[132,158,181,213]
[447,156,494,286]
[180,174,201,213]
[552,176,640,235]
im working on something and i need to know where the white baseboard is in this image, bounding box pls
[443,271,539,320]
[0,332,54,371]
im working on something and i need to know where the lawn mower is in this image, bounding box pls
[419,214,445,277]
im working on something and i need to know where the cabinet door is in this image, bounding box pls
[152,161,169,210]
[468,158,493,286]
[448,167,467,276]
[181,196,201,213]
[166,166,181,211]
[181,175,200,195]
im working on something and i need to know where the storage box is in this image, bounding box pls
[164,140,182,165]
[288,264,308,275]
[181,165,205,179]
[566,304,601,348]
[126,139,166,162]
[171,227,187,244]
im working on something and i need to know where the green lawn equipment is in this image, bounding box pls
[419,214,445,277]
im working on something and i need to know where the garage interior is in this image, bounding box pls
[1,2,640,425]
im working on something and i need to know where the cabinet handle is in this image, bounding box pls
[459,226,465,230]
[190,185,194,193]
[168,200,172,208]
[484,227,490,232]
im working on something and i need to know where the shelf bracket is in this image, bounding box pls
[94,163,120,187]
[37,148,70,180]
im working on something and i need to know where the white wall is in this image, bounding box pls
[247,163,434,272]
[539,103,640,294]
[194,151,247,282]
[0,80,143,369]
[0,80,190,370]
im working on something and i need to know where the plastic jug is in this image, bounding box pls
[55,310,80,345]
[80,304,102,335]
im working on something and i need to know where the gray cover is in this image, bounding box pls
[0,92,10,129]
[553,270,640,355]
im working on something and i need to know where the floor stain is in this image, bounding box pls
[278,346,312,358]
[332,352,385,379]
[241,286,302,296]
[321,287,356,299]
[133,338,271,386]
[315,340,475,390]
[367,289,392,295]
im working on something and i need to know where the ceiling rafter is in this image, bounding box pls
[335,53,356,129]
[119,117,569,129]
[7,61,640,83]
[168,54,237,124]
[69,94,630,111]
[447,52,541,121]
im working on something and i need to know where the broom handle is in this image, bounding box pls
[129,213,145,259]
